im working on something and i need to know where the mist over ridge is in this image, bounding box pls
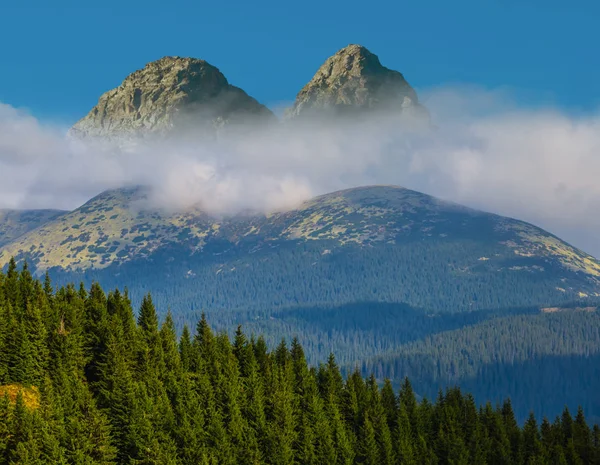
[0,45,598,257]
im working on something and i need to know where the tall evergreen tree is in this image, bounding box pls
[179,324,193,372]
[523,412,542,464]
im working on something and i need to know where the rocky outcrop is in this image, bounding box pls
[69,56,273,141]
[286,44,427,120]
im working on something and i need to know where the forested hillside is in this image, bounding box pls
[4,184,600,425]
[360,310,600,423]
[0,262,599,464]
[3,186,600,317]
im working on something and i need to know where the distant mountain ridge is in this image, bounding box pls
[1,185,598,315]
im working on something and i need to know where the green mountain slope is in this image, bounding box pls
[0,209,66,247]
[1,185,598,316]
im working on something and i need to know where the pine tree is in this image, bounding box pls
[179,324,193,372]
[381,378,398,431]
[138,293,159,336]
[502,398,523,464]
[312,392,336,465]
[329,400,355,465]
[18,262,35,311]
[358,413,380,465]
[193,312,216,374]
[481,402,511,465]
[561,407,575,447]
[241,344,267,462]
[83,282,109,386]
[161,311,182,374]
[23,301,49,385]
[415,398,437,464]
[108,288,137,356]
[4,258,19,309]
[572,406,592,464]
[8,317,36,384]
[43,272,53,301]
[399,377,419,439]
[96,334,138,463]
[62,379,117,464]
[318,353,344,407]
[523,412,542,464]
[233,325,253,379]
[433,389,468,465]
[0,301,10,383]
[253,335,270,377]
[395,401,416,465]
[268,361,296,465]
[365,375,395,465]
[274,338,290,368]
[592,425,600,465]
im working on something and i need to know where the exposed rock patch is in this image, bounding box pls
[69,56,274,141]
[286,44,427,120]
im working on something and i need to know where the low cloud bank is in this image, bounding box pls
[0,89,598,256]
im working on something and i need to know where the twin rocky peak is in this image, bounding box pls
[69,44,427,141]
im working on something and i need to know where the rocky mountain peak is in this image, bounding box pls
[319,44,387,75]
[68,56,273,141]
[286,44,427,120]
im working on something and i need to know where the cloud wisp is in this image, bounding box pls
[0,89,598,256]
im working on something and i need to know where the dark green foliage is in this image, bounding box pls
[38,226,600,427]
[0,266,598,464]
[361,309,600,423]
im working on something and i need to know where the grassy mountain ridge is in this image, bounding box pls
[2,185,599,275]
[0,209,66,247]
[1,185,599,315]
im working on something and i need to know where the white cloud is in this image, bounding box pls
[0,91,598,257]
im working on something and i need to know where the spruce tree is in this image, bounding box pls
[481,402,511,465]
[381,378,398,431]
[502,398,523,464]
[523,412,542,464]
[268,361,296,465]
[573,406,593,464]
[179,324,193,372]
[358,413,380,465]
[138,293,159,336]
[399,377,419,439]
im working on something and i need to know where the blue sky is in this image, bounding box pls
[1,0,598,124]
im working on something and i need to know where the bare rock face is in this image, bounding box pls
[69,56,274,141]
[286,44,427,120]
